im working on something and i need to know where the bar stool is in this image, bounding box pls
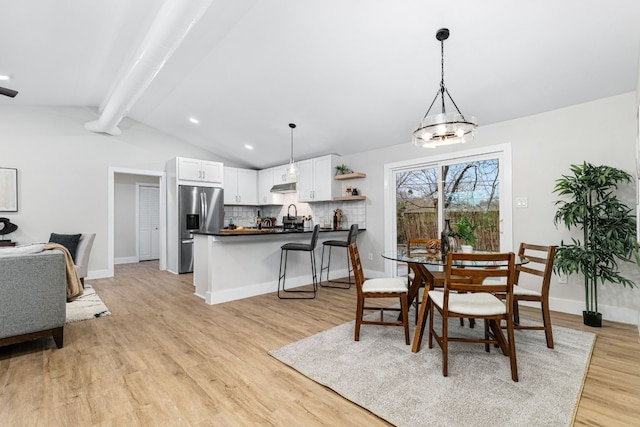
[320,224,358,289]
[277,224,320,299]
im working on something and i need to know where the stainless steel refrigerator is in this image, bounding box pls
[178,185,224,273]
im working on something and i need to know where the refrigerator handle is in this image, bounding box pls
[200,191,207,231]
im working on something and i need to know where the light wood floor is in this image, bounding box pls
[1,262,639,426]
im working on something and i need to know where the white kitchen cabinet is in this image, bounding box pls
[297,155,340,202]
[273,163,298,184]
[177,157,223,185]
[258,167,279,205]
[224,167,258,205]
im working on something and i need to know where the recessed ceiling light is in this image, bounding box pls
[0,75,10,81]
[244,144,254,150]
[188,117,199,124]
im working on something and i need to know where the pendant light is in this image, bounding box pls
[412,28,477,148]
[286,123,298,179]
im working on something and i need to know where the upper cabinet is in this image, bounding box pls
[224,167,258,205]
[273,163,298,184]
[258,167,284,205]
[297,155,340,202]
[177,157,223,185]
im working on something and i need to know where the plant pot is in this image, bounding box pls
[582,311,602,327]
[460,245,473,253]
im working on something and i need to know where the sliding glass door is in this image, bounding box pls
[391,146,510,265]
[441,158,500,251]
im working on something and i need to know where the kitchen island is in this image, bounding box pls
[193,227,362,304]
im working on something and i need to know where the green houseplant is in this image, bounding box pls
[335,164,352,175]
[553,162,639,327]
[451,215,478,251]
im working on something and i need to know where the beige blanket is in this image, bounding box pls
[44,243,83,300]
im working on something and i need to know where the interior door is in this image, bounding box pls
[139,185,160,261]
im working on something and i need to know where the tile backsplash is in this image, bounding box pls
[224,193,366,229]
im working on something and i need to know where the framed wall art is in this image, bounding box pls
[0,168,18,212]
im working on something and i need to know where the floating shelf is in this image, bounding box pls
[334,172,366,180]
[333,195,366,201]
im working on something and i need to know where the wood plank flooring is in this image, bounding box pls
[1,261,639,426]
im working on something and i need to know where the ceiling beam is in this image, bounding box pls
[85,0,214,135]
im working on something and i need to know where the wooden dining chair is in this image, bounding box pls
[428,252,518,381]
[510,243,557,348]
[407,238,440,258]
[349,242,410,344]
[406,238,471,324]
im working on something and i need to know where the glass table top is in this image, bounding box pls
[382,249,528,267]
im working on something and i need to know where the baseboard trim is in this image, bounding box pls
[115,256,138,265]
[86,269,111,280]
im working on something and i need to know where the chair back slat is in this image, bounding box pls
[348,242,365,294]
[515,243,557,293]
[446,252,515,295]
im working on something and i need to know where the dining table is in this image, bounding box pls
[381,249,529,354]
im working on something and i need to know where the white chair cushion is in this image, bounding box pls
[513,284,542,297]
[362,277,407,293]
[428,290,506,316]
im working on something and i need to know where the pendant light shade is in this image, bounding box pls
[412,28,477,148]
[286,123,298,179]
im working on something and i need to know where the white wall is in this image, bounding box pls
[341,92,639,324]
[0,106,230,278]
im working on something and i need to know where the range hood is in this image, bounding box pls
[270,182,297,193]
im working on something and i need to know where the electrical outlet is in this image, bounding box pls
[558,274,568,284]
[368,252,373,261]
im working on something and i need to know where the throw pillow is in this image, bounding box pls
[49,233,81,262]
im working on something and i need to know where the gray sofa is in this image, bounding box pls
[0,250,66,348]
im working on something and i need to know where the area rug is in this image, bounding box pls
[66,284,111,323]
[269,311,595,427]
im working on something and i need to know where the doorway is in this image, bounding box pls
[108,167,167,278]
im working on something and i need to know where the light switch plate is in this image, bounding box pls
[515,197,528,208]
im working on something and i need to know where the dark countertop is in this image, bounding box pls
[193,227,364,237]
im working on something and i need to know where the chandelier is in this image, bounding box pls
[412,28,477,148]
[286,123,298,179]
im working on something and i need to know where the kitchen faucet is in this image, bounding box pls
[287,204,297,219]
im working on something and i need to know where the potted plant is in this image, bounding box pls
[553,162,639,327]
[335,164,352,175]
[451,215,478,253]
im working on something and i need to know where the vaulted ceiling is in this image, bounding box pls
[2,1,639,168]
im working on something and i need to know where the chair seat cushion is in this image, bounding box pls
[513,284,542,297]
[281,243,312,251]
[428,290,506,316]
[323,240,349,247]
[362,277,407,293]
